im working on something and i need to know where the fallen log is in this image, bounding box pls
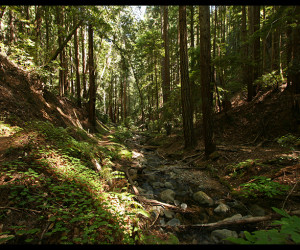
[157,210,300,230]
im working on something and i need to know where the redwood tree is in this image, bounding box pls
[179,5,196,149]
[88,23,96,130]
[199,5,216,157]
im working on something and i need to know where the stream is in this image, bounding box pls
[125,133,267,244]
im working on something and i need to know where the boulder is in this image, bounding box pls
[214,203,230,214]
[164,209,175,219]
[193,191,214,206]
[152,181,162,189]
[164,181,174,189]
[222,214,243,222]
[160,189,176,203]
[166,218,181,227]
[211,229,238,244]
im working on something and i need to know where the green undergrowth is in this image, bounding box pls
[0,121,150,244]
[227,207,300,244]
[226,158,292,199]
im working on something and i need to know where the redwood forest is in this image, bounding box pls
[0,5,300,244]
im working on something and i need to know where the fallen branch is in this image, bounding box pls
[124,167,190,213]
[157,210,300,230]
[0,206,41,213]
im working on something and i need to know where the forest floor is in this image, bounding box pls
[148,87,300,209]
[0,52,299,244]
[126,87,300,243]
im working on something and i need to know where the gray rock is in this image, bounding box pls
[159,218,165,226]
[214,203,230,214]
[164,209,175,219]
[152,206,164,216]
[152,181,162,189]
[160,189,176,203]
[180,203,188,210]
[222,214,243,222]
[249,204,265,216]
[211,229,238,244]
[145,173,156,182]
[193,191,214,206]
[164,181,174,189]
[145,190,154,199]
[174,200,180,206]
[166,218,181,227]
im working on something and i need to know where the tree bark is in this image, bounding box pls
[253,5,261,88]
[35,5,42,65]
[74,16,81,108]
[247,6,254,101]
[47,18,83,65]
[199,5,216,157]
[161,6,171,135]
[81,26,87,99]
[241,6,249,100]
[56,6,64,97]
[88,23,96,130]
[179,6,196,149]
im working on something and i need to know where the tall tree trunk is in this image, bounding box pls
[74,16,81,108]
[253,5,261,90]
[56,6,64,97]
[199,5,216,157]
[190,5,197,118]
[271,6,279,73]
[241,6,249,100]
[212,6,221,112]
[286,7,293,90]
[81,26,87,99]
[262,6,267,73]
[35,5,42,65]
[291,6,300,95]
[161,6,171,135]
[179,6,196,149]
[88,23,96,130]
[247,6,254,101]
[8,9,16,46]
[0,6,6,41]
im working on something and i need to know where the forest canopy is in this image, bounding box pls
[1,6,299,144]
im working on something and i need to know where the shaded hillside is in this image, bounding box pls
[214,88,298,145]
[0,53,88,130]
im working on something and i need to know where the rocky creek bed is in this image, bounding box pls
[124,133,274,244]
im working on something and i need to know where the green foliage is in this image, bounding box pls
[110,125,133,144]
[276,133,300,150]
[227,159,260,178]
[227,207,300,244]
[142,233,179,244]
[0,120,148,244]
[237,176,290,198]
[0,121,23,136]
[254,71,283,90]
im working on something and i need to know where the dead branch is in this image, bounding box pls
[0,206,41,213]
[157,210,300,230]
[124,167,191,213]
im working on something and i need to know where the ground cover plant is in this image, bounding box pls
[0,121,149,244]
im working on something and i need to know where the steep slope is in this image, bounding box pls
[0,52,88,130]
[0,54,148,244]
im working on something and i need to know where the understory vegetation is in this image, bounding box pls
[0,120,151,244]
